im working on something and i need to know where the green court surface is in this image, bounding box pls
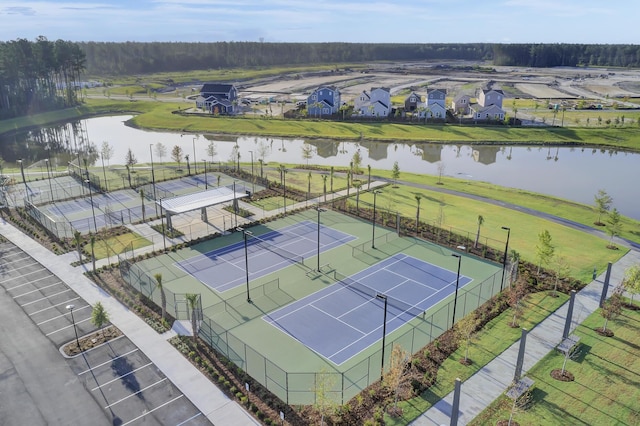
[127,208,502,404]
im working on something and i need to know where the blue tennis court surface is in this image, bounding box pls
[264,253,473,365]
[176,221,356,292]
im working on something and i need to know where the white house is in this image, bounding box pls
[452,94,471,114]
[355,87,391,117]
[426,102,446,119]
[478,89,504,108]
[470,104,505,121]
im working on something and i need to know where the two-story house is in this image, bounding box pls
[470,88,505,121]
[451,94,471,115]
[426,88,447,119]
[354,87,391,117]
[307,86,341,117]
[195,83,237,114]
[404,92,422,112]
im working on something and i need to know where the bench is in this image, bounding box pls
[557,334,580,355]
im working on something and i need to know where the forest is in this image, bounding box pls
[2,37,640,120]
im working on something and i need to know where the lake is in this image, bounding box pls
[1,115,638,220]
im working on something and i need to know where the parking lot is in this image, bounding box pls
[0,240,210,426]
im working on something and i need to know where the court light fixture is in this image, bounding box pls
[238,227,254,303]
[316,206,327,272]
[451,253,462,327]
[376,293,388,381]
[500,226,511,291]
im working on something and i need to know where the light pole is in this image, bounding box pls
[501,226,511,291]
[18,159,29,202]
[238,227,253,303]
[282,168,288,213]
[451,253,462,327]
[85,179,98,233]
[376,294,388,381]
[232,180,238,228]
[66,304,81,350]
[372,190,382,249]
[192,137,197,174]
[159,198,167,251]
[149,144,157,201]
[249,150,255,195]
[316,206,326,272]
[45,159,54,203]
[203,160,208,189]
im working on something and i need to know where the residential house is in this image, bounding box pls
[470,88,505,121]
[355,87,391,117]
[404,92,422,112]
[195,83,237,114]
[425,88,447,119]
[451,94,471,115]
[307,86,341,117]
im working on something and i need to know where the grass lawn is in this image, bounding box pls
[352,183,626,283]
[385,291,570,425]
[469,304,640,426]
[90,232,151,259]
[247,196,298,212]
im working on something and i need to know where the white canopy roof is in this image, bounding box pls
[157,186,248,215]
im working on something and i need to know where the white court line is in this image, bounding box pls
[20,289,72,306]
[104,378,168,409]
[29,297,81,315]
[91,362,153,391]
[78,345,137,375]
[12,282,66,299]
[6,275,57,291]
[44,317,91,336]
[120,395,184,426]
[311,304,365,335]
[36,305,90,325]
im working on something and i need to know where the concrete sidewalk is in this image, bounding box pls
[411,249,640,425]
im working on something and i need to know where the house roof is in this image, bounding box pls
[405,92,422,102]
[482,88,504,96]
[360,91,371,100]
[200,83,235,94]
[454,94,471,102]
[372,100,389,109]
[427,88,447,96]
[371,87,390,93]
[471,103,504,114]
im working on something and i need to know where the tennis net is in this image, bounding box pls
[333,270,423,317]
[250,233,304,265]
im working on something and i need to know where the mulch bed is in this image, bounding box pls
[63,325,122,356]
[594,327,614,337]
[550,369,574,382]
[459,358,473,366]
[497,421,520,426]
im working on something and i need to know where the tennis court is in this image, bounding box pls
[264,253,472,365]
[176,220,356,292]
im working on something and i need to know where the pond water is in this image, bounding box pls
[1,115,638,220]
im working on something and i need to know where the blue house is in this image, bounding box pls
[306,86,341,117]
[195,83,237,114]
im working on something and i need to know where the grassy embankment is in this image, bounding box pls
[469,303,640,426]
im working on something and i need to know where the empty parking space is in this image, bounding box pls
[0,241,211,426]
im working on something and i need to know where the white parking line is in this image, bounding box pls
[78,346,138,375]
[6,275,57,291]
[176,412,203,426]
[12,282,66,299]
[104,378,168,409]
[0,267,48,284]
[29,297,81,315]
[91,362,153,391]
[0,251,26,260]
[20,289,72,307]
[120,395,184,426]
[36,305,91,325]
[45,317,91,336]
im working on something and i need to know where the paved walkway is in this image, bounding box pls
[411,249,640,425]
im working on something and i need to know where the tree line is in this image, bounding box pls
[0,36,86,120]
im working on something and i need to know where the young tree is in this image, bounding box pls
[313,369,338,426]
[301,142,313,165]
[206,140,217,164]
[474,215,484,248]
[391,161,400,187]
[606,207,622,249]
[140,189,145,221]
[384,344,410,408]
[171,145,183,168]
[186,293,199,343]
[307,171,312,199]
[535,229,555,274]
[90,301,110,339]
[552,255,570,297]
[351,150,362,175]
[456,315,478,365]
[155,142,167,163]
[73,230,82,262]
[154,273,167,321]
[593,189,612,225]
[622,264,640,304]
[507,249,521,287]
[329,166,334,193]
[125,148,137,168]
[508,279,528,328]
[437,161,446,185]
[414,194,422,231]
[600,288,623,335]
[100,141,114,166]
[367,164,371,189]
[321,174,328,202]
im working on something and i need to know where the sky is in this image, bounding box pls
[1,0,638,44]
